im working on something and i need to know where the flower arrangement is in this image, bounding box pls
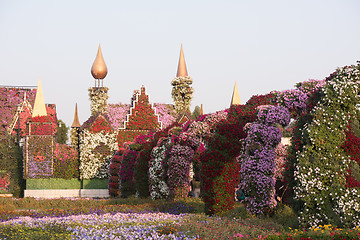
[240,105,290,216]
[53,143,79,179]
[201,94,274,215]
[88,87,109,115]
[171,76,194,114]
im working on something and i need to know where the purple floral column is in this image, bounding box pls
[240,105,290,215]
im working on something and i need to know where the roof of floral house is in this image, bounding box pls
[80,112,113,133]
[0,87,37,135]
[122,86,162,130]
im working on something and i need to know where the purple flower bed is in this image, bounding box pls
[0,212,198,239]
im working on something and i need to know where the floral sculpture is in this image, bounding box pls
[240,105,290,215]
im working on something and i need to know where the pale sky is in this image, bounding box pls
[1,0,359,128]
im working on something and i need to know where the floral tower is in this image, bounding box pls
[24,79,57,178]
[78,46,117,181]
[171,44,194,116]
[89,44,109,115]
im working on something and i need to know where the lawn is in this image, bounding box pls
[0,197,359,239]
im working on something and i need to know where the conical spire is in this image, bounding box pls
[32,79,47,118]
[230,81,241,106]
[176,44,188,77]
[200,104,204,115]
[71,103,81,128]
[91,44,108,80]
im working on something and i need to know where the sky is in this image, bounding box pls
[1,0,360,128]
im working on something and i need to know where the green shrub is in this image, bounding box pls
[0,135,25,197]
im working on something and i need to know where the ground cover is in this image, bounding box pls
[0,197,359,239]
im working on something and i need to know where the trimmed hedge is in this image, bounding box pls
[26,178,108,190]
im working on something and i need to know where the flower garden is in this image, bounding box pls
[1,62,360,239]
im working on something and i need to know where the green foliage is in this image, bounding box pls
[0,223,73,240]
[191,105,201,120]
[0,135,25,197]
[56,119,68,144]
[26,178,81,189]
[134,144,152,198]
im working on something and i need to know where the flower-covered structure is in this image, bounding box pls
[79,113,117,179]
[240,105,290,215]
[117,86,163,148]
[286,65,360,227]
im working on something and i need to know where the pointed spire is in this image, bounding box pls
[32,79,47,118]
[200,104,204,115]
[71,103,81,128]
[230,81,241,106]
[91,44,108,80]
[176,44,188,77]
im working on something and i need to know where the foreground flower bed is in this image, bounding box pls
[0,198,359,239]
[0,212,198,239]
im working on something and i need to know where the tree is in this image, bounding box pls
[56,119,68,144]
[192,105,201,120]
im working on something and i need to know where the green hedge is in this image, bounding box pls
[26,179,108,190]
[82,179,108,189]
